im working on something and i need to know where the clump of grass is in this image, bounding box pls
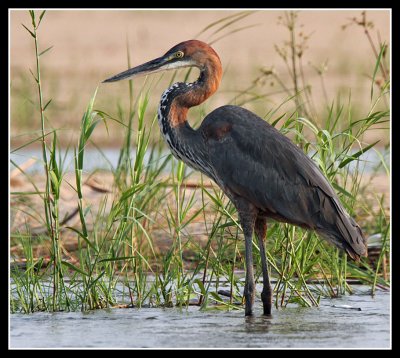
[12,10,70,312]
[257,11,390,305]
[68,87,116,310]
[10,234,48,313]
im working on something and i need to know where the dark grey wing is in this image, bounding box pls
[201,105,367,259]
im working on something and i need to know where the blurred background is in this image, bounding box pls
[10,9,390,148]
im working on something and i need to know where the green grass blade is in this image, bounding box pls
[338,140,379,168]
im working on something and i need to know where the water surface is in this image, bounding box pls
[10,146,389,174]
[10,287,390,349]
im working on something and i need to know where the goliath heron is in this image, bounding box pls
[103,40,367,316]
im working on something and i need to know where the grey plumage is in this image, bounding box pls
[201,105,367,260]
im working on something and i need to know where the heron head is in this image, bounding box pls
[102,40,220,83]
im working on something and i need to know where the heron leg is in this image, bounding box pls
[236,202,257,316]
[255,217,272,316]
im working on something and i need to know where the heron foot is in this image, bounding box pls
[244,286,255,316]
[245,306,254,316]
[261,291,272,316]
[262,305,272,316]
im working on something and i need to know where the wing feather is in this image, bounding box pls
[200,105,367,258]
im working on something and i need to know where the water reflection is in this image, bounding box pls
[10,287,390,348]
[244,314,272,333]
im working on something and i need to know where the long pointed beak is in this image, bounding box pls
[102,56,168,83]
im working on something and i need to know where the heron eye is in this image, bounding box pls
[175,51,184,58]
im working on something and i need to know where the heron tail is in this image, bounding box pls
[317,197,368,261]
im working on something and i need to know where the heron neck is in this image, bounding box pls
[158,57,222,134]
[157,81,204,152]
[157,64,221,180]
[178,65,222,109]
[162,56,222,127]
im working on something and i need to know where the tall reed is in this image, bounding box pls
[20,10,70,311]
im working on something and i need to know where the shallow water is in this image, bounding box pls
[10,146,389,174]
[10,287,390,349]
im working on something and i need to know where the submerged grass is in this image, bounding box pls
[10,10,390,314]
